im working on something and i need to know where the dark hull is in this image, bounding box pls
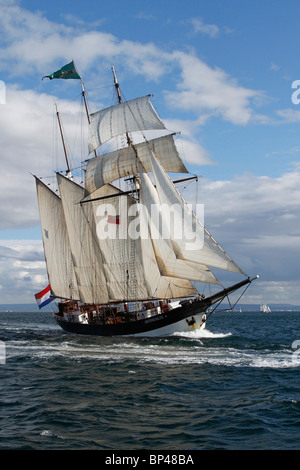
[56,297,208,336]
[55,277,256,336]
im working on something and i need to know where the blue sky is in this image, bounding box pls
[0,0,300,304]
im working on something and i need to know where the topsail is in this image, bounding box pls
[88,95,166,153]
[85,134,188,194]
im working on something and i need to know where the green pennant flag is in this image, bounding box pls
[42,61,81,80]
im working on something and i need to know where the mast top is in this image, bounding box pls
[111,66,132,146]
[112,66,122,104]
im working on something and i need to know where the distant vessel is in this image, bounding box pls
[260,304,271,314]
[34,61,257,336]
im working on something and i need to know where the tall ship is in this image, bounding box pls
[260,304,271,314]
[34,61,257,336]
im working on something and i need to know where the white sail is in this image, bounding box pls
[260,304,271,313]
[57,173,109,304]
[88,95,166,153]
[88,183,197,300]
[90,184,149,301]
[85,134,188,194]
[138,162,219,284]
[136,208,197,299]
[148,147,244,274]
[35,177,79,300]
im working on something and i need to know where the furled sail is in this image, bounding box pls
[35,177,79,300]
[88,95,166,153]
[85,134,188,194]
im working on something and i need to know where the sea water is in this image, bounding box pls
[0,309,300,450]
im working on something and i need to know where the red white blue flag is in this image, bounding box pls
[34,284,55,309]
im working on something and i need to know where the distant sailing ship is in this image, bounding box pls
[260,304,271,314]
[34,61,257,336]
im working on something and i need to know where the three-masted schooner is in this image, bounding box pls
[34,61,257,336]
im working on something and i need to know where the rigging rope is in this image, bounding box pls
[205,280,252,320]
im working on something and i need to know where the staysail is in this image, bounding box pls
[147,146,244,274]
[138,161,219,284]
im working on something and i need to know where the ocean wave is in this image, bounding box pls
[4,336,298,369]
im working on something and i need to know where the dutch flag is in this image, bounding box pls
[34,284,55,309]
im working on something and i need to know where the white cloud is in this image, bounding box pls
[0,1,170,84]
[0,1,260,123]
[276,108,300,123]
[166,52,260,125]
[183,170,300,302]
[0,85,85,229]
[190,18,220,38]
[0,240,46,303]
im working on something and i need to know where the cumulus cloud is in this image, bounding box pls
[0,85,85,229]
[0,1,261,120]
[166,52,260,125]
[183,170,300,302]
[0,1,170,84]
[0,240,46,303]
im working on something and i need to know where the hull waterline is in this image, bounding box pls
[54,277,256,337]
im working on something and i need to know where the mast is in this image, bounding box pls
[112,66,122,105]
[112,66,132,147]
[55,103,71,176]
[81,80,97,157]
[111,66,137,302]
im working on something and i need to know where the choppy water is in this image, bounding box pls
[1,309,300,450]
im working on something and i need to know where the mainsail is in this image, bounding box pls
[54,173,197,303]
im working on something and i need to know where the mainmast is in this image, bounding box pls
[112,66,132,147]
[111,66,137,303]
